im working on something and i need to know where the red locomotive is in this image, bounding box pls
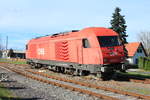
[26,27,126,79]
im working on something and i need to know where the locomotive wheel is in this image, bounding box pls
[120,64,126,73]
[101,72,108,81]
[29,63,36,69]
[77,69,84,76]
[97,71,115,80]
[56,66,61,72]
[60,67,65,73]
[30,65,35,69]
[69,68,75,75]
[35,63,42,68]
[96,72,102,78]
[73,69,78,76]
[111,72,118,80]
[120,69,126,73]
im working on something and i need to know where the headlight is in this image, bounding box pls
[104,58,108,62]
[121,57,124,60]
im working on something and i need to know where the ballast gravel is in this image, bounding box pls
[0,67,100,100]
[0,64,146,100]
[27,70,138,100]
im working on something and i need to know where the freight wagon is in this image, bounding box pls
[26,27,126,79]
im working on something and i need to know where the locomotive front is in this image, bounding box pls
[93,28,126,78]
[97,36,125,68]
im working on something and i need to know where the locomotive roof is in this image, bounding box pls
[33,30,79,39]
[80,27,117,36]
[29,27,118,43]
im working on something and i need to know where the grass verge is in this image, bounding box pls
[0,84,14,100]
[118,71,150,79]
[0,58,26,65]
[127,71,150,76]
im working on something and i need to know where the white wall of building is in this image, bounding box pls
[127,57,133,64]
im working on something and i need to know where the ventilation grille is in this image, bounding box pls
[55,41,69,61]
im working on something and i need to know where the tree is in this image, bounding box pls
[7,48,14,57]
[137,31,150,56]
[110,7,128,44]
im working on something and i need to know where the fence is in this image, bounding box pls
[138,57,150,71]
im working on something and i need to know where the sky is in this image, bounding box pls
[0,0,150,50]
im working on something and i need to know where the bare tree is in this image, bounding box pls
[137,31,150,56]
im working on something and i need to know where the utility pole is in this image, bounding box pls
[6,36,8,50]
[0,35,2,50]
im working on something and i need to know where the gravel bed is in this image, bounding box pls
[0,67,58,100]
[1,64,143,100]
[0,66,101,100]
[39,69,150,96]
[24,70,138,100]
[1,63,150,99]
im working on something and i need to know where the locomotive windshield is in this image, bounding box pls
[97,36,121,47]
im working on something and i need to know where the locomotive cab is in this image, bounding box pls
[79,27,126,78]
[97,36,126,73]
[97,36,124,64]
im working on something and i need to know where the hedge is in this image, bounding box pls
[138,57,150,70]
[138,57,150,71]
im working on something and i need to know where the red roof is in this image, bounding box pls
[125,42,141,57]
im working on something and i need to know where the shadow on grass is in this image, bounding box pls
[0,86,26,90]
[1,80,17,83]
[0,97,41,100]
[113,72,150,81]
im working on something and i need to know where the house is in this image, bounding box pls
[125,42,147,65]
[12,50,26,59]
[1,50,9,58]
[1,49,25,59]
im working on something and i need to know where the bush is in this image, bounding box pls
[138,57,150,71]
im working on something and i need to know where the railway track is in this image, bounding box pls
[0,64,150,100]
[130,79,150,84]
[0,65,120,100]
[2,62,150,85]
[25,69,150,100]
[19,63,150,85]
[17,64,150,83]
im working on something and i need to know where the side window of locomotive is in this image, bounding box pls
[26,45,28,50]
[82,38,90,48]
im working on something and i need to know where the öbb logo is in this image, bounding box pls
[37,48,45,55]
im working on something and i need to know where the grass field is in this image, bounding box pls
[126,71,150,78]
[0,58,26,65]
[118,71,150,79]
[0,84,14,100]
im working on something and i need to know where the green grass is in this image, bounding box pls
[0,84,14,100]
[119,86,150,95]
[118,71,150,79]
[127,71,150,75]
[0,58,26,65]
[127,71,150,78]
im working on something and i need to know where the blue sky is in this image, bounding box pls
[0,0,150,50]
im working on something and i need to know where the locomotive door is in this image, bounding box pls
[77,39,83,64]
